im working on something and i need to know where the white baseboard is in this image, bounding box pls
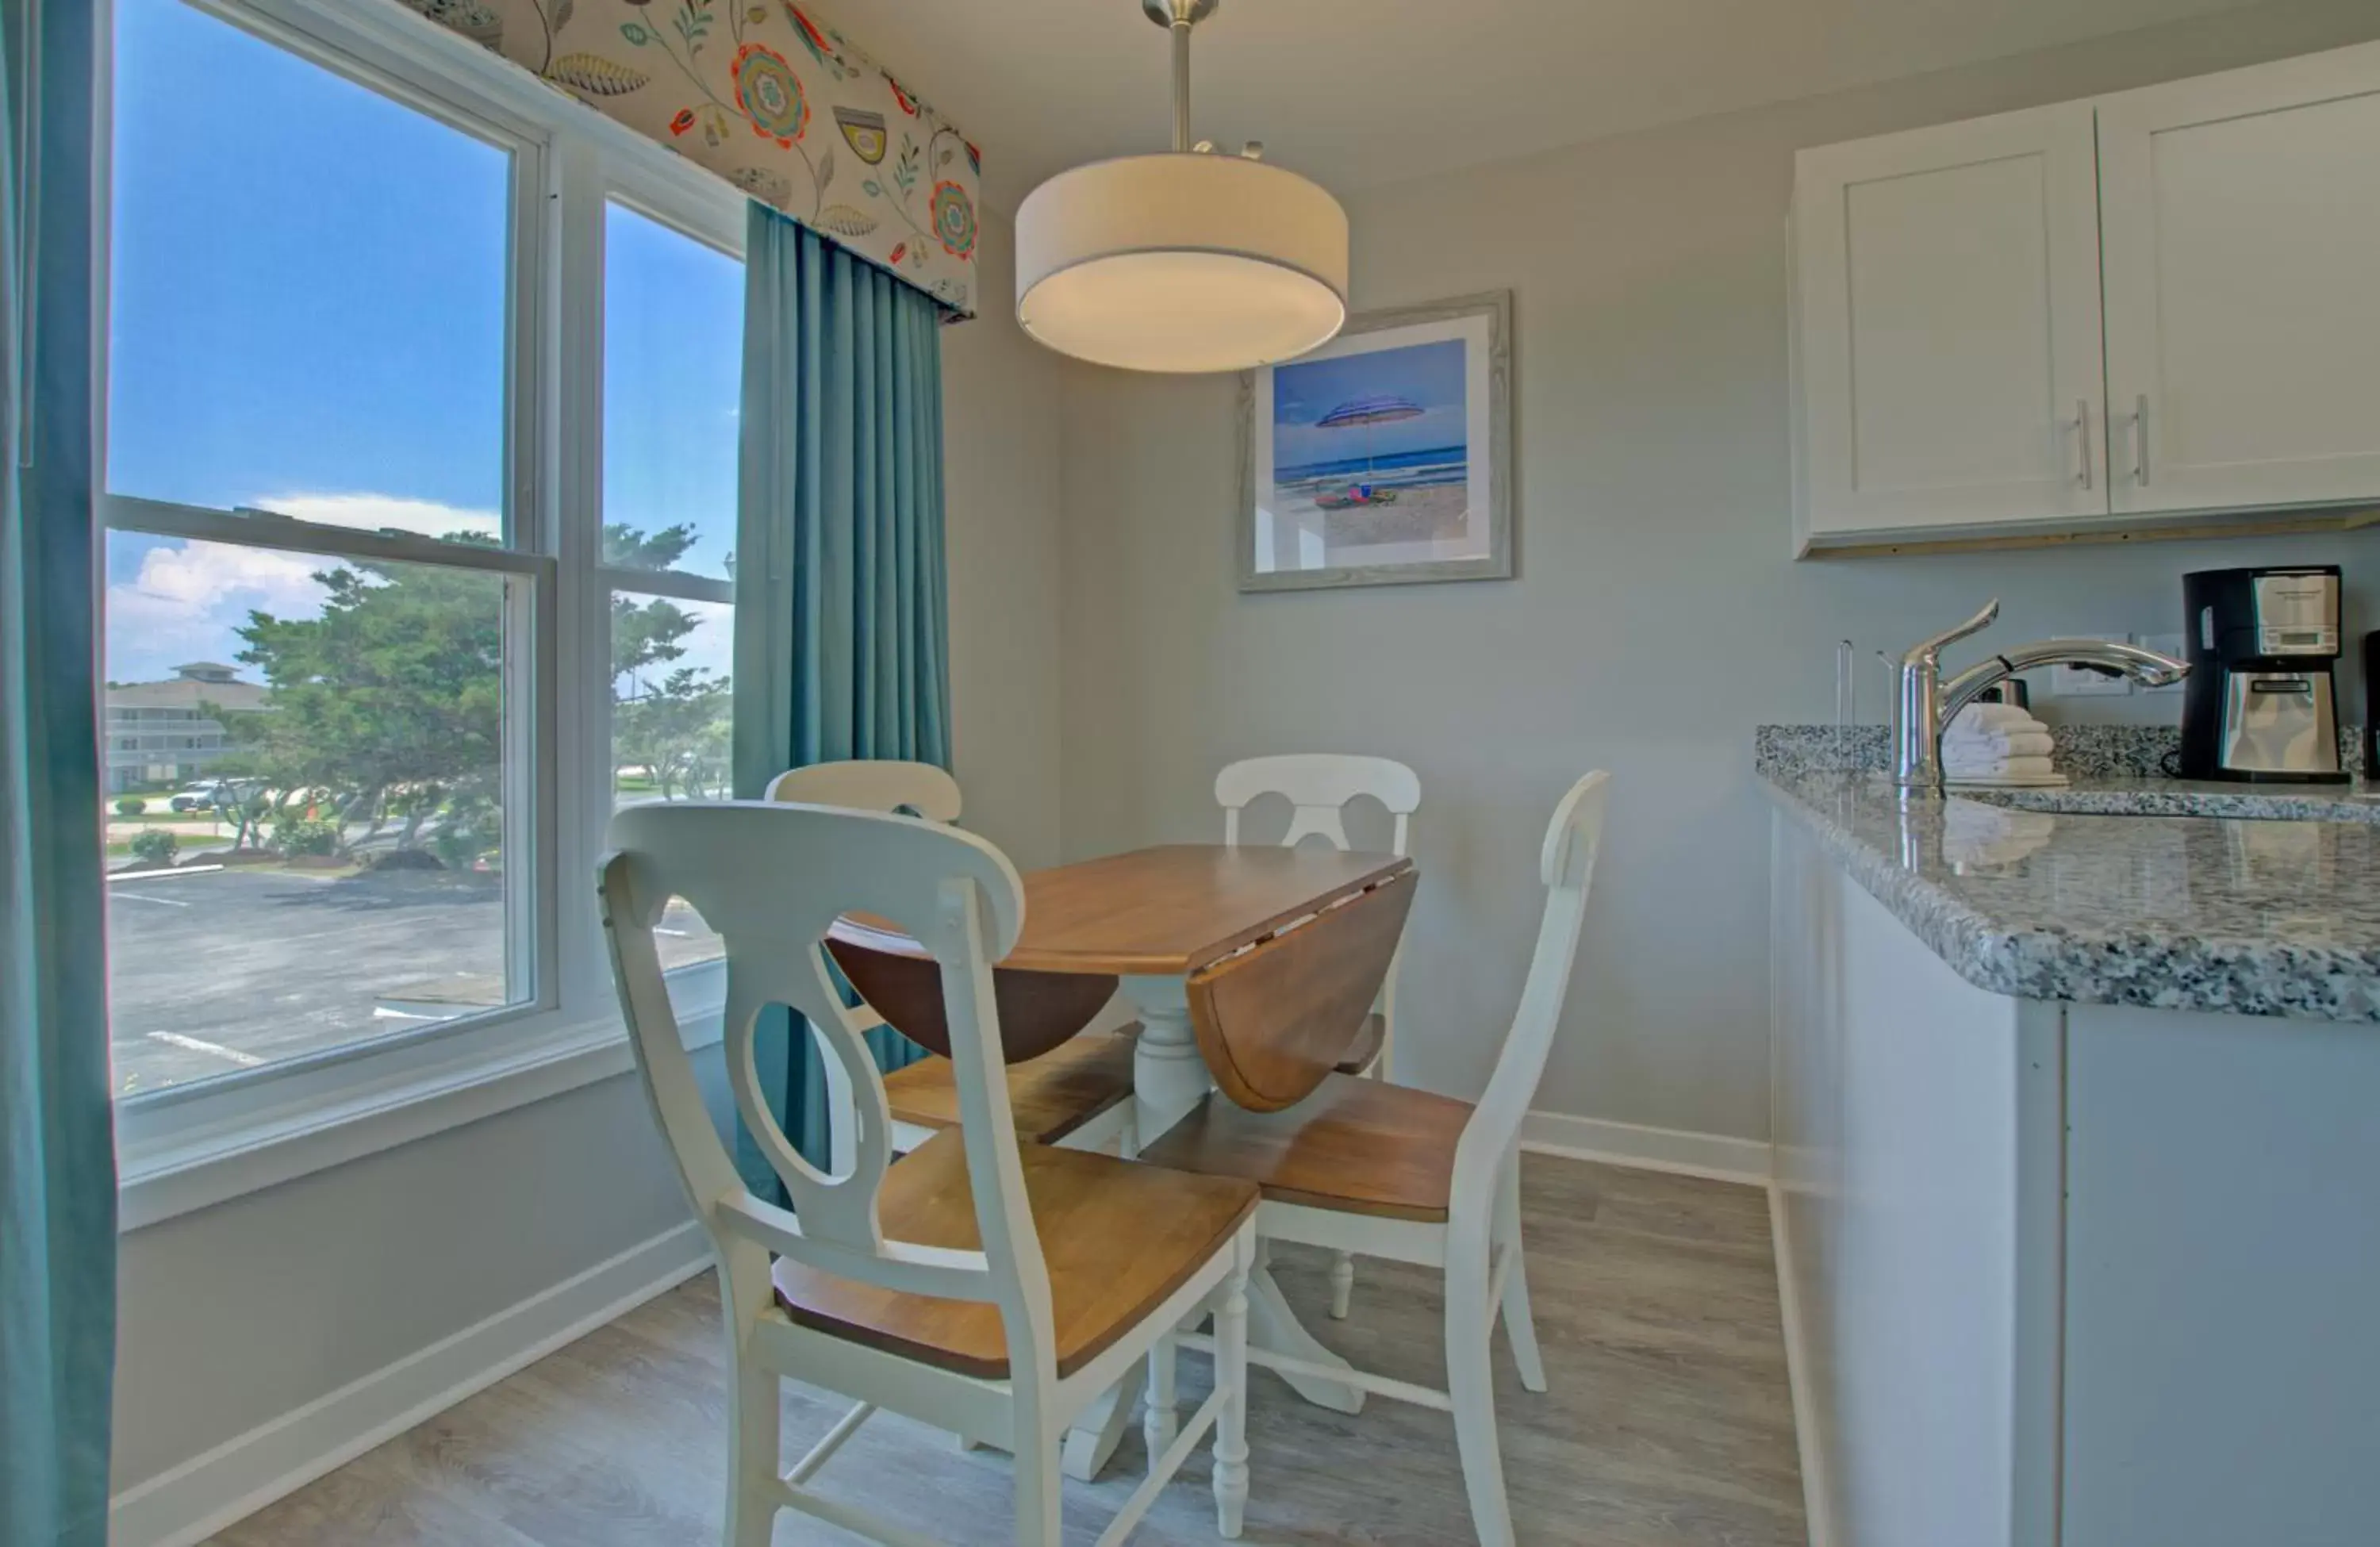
[1768,1184,1835,1547]
[1519,1109,1772,1185]
[108,1220,712,1547]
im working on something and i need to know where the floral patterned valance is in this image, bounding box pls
[404,0,981,317]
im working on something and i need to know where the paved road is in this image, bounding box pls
[109,866,509,1096]
[109,862,726,1096]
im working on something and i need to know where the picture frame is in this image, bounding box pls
[1238,290,1514,593]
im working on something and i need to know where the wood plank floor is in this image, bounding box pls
[210,1155,1804,1546]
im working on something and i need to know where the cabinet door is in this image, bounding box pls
[1794,103,2107,543]
[2100,43,2380,514]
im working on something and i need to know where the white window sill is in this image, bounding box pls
[117,976,727,1232]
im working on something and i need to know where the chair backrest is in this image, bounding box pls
[1214,754,1421,856]
[764,759,963,823]
[599,800,1058,1384]
[1449,771,1612,1226]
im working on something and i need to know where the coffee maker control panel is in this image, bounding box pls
[2251,571,2342,654]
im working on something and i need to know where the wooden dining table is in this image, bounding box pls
[827,842,1418,1480]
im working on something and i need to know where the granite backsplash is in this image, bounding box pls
[1756,723,2367,781]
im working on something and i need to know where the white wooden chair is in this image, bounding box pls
[601,800,1261,1546]
[1143,771,1611,1547]
[1213,753,1422,1318]
[763,759,962,822]
[766,759,1138,1160]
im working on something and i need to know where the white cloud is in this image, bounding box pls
[105,490,500,683]
[107,541,327,681]
[250,491,503,541]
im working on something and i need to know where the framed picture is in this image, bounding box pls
[1238,290,1514,592]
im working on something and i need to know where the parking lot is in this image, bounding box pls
[108,863,511,1094]
[109,858,728,1096]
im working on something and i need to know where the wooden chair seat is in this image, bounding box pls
[1334,1012,1385,1076]
[1134,1072,1475,1223]
[772,1130,1258,1379]
[882,1024,1140,1145]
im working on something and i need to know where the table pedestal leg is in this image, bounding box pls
[1059,1359,1146,1482]
[1060,976,1365,1477]
[1121,973,1208,1148]
[1247,1242,1365,1415]
[1060,975,1204,1479]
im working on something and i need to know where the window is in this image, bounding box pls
[602,201,743,969]
[100,0,746,1128]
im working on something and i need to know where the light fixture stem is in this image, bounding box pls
[1170,17,1192,152]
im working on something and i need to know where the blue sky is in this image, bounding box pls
[1272,338,1468,471]
[106,0,741,683]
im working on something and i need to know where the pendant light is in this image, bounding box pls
[1015,0,1349,374]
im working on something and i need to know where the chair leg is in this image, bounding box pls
[1012,1423,1064,1547]
[1328,1252,1357,1319]
[1329,1044,1392,1319]
[1445,1252,1517,1547]
[1213,1239,1253,1539]
[1496,1160,1549,1394]
[725,1361,781,1547]
[1144,1327,1180,1464]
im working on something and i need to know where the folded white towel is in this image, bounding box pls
[1949,702,2036,733]
[1942,753,2059,779]
[1943,729,2056,758]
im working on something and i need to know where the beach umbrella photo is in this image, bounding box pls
[1315,393,1422,507]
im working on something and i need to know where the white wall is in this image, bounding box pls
[946,209,1068,872]
[108,213,1071,1513]
[1056,0,2380,1145]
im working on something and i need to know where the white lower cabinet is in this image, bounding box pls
[1792,39,2380,553]
[1770,813,2380,1545]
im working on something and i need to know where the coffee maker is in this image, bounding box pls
[2178,566,2349,783]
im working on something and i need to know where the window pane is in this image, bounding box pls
[107,0,509,539]
[102,534,524,1098]
[612,593,732,969]
[603,203,743,579]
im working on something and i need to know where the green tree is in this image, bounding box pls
[603,520,732,801]
[224,522,731,859]
[614,666,732,800]
[606,521,706,681]
[227,536,505,854]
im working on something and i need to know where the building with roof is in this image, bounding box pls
[105,662,269,794]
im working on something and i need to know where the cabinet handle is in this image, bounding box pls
[2074,398,2094,489]
[2132,393,2150,486]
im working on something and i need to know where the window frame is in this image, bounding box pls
[107,0,750,1225]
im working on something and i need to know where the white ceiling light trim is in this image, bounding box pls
[1015,0,1349,374]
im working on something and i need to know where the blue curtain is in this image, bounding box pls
[2,2,115,1542]
[730,205,950,1181]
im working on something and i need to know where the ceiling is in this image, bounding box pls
[820,0,2262,211]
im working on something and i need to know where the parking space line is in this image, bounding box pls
[114,892,191,908]
[147,1031,268,1068]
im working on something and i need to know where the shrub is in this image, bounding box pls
[129,829,179,868]
[115,797,148,818]
[273,816,343,858]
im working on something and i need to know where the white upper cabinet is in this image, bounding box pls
[1791,40,2380,555]
[1793,104,2108,547]
[2098,44,2380,515]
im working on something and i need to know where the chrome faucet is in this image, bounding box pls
[1891,600,2190,791]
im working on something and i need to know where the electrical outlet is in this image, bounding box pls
[2135,632,2187,693]
[2049,632,2134,697]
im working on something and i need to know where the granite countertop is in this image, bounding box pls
[1756,741,2380,1023]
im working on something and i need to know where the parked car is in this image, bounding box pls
[167,784,228,813]
[168,779,259,813]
